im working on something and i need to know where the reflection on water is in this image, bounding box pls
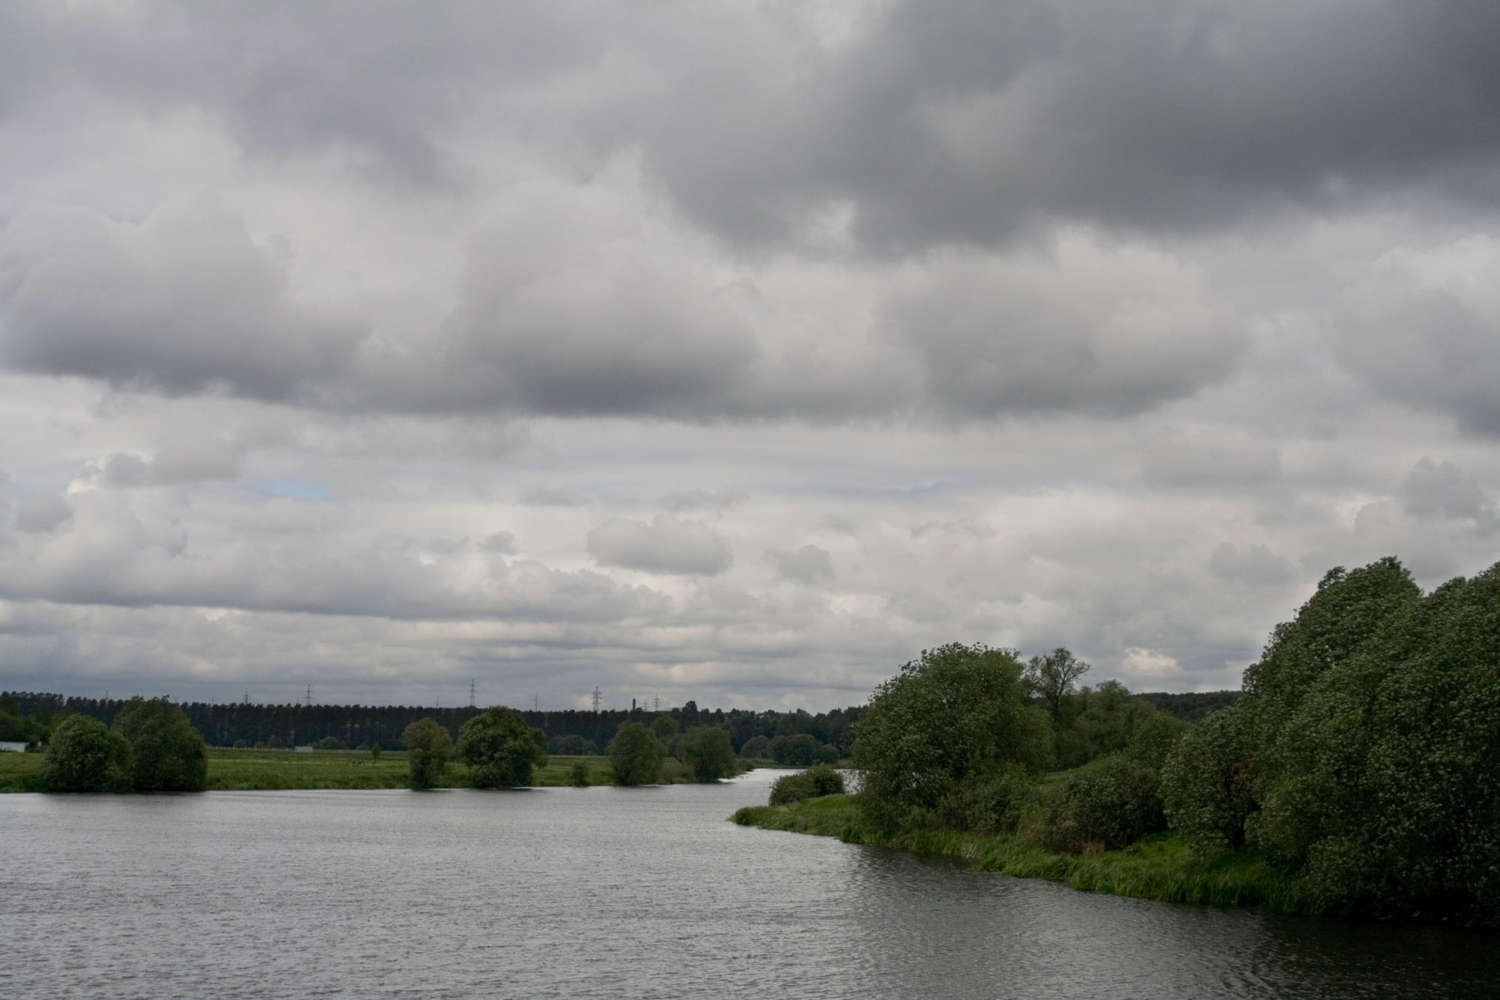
[1,771,1494,999]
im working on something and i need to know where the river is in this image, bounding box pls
[1,768,1494,999]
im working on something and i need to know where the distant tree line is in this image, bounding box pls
[1,694,867,757]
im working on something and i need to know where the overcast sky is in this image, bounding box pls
[2,1,1499,711]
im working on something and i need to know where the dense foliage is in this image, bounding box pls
[766,733,839,765]
[738,735,769,758]
[769,764,845,805]
[42,715,133,792]
[931,761,1036,835]
[112,698,208,792]
[457,708,548,788]
[401,717,452,790]
[606,721,666,786]
[1050,680,1159,770]
[853,643,1052,826]
[1157,557,1500,923]
[676,726,738,782]
[552,734,597,755]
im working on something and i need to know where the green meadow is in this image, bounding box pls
[0,748,699,792]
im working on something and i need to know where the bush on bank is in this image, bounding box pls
[769,764,845,805]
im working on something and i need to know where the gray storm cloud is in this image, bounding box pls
[0,199,364,400]
[1,1,1499,707]
[3,1,1496,245]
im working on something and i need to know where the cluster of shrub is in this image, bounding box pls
[834,556,1500,923]
[39,699,207,793]
[400,708,743,789]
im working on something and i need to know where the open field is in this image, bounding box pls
[0,751,42,791]
[733,794,1308,914]
[0,748,707,792]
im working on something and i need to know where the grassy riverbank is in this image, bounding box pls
[0,748,697,792]
[733,793,1309,913]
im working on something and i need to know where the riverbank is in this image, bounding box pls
[732,793,1310,913]
[0,748,707,791]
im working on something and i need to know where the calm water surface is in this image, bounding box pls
[2,769,1495,999]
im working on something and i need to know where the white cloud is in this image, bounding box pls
[587,515,733,576]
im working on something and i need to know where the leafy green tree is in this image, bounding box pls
[676,726,737,782]
[312,736,346,750]
[568,760,590,786]
[1122,710,1186,772]
[607,720,666,786]
[853,643,1052,826]
[0,707,27,741]
[402,717,452,790]
[650,715,679,741]
[1053,680,1157,769]
[1251,562,1500,919]
[112,698,208,792]
[768,733,821,766]
[1241,557,1419,735]
[1024,647,1090,721]
[42,715,133,792]
[738,734,769,758]
[1161,706,1256,851]
[556,734,598,755]
[370,741,382,761]
[457,708,548,788]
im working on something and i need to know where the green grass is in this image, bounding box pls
[206,748,416,790]
[0,748,699,792]
[0,751,44,791]
[732,793,1311,913]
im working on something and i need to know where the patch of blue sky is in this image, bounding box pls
[251,477,331,501]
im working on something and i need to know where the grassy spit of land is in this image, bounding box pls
[732,793,1310,913]
[0,748,711,792]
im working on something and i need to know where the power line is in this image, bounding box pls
[469,679,476,709]
[591,687,601,714]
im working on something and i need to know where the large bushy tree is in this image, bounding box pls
[853,643,1052,826]
[768,733,820,766]
[1159,555,1500,923]
[1160,705,1257,850]
[1024,647,1090,721]
[1252,563,1500,918]
[607,720,666,786]
[676,726,737,782]
[457,708,548,788]
[402,717,452,790]
[42,715,133,792]
[112,698,208,792]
